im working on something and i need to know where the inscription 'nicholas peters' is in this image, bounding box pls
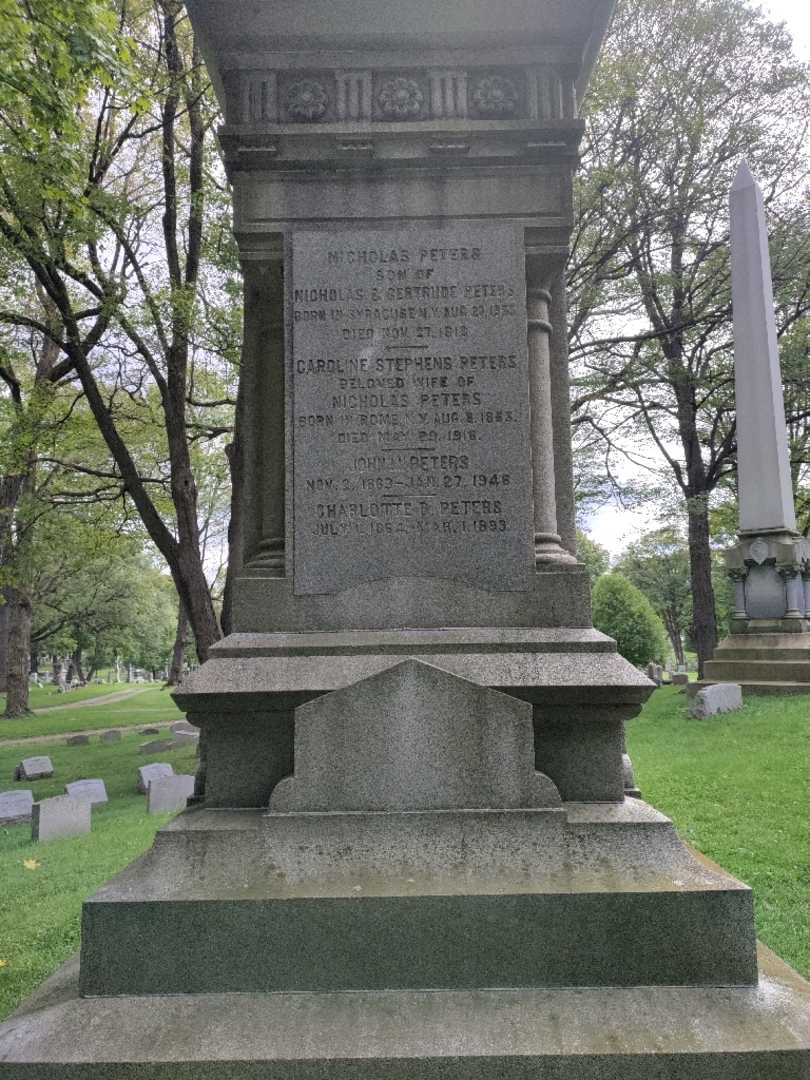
[290,224,534,596]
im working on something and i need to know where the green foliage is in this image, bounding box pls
[628,687,810,979]
[616,527,691,660]
[592,572,668,666]
[576,529,610,583]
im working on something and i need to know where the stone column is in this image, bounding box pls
[548,261,578,558]
[241,257,286,575]
[779,566,804,620]
[526,256,575,564]
[729,569,748,621]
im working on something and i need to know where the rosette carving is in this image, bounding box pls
[377,77,424,119]
[471,74,519,117]
[286,80,328,121]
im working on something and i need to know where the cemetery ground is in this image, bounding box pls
[0,685,179,742]
[0,685,808,1024]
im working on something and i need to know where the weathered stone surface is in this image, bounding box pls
[290,223,534,597]
[13,756,54,781]
[672,673,689,687]
[689,683,743,719]
[271,659,560,813]
[65,734,90,746]
[138,726,161,735]
[731,162,796,535]
[99,729,121,743]
[170,722,197,737]
[146,774,195,815]
[0,788,34,823]
[32,796,91,842]
[64,779,108,806]
[137,763,173,794]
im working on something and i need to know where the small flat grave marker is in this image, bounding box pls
[65,779,108,806]
[0,789,34,823]
[137,762,174,794]
[100,730,122,744]
[32,795,91,842]
[14,756,54,782]
[139,739,177,755]
[147,773,195,814]
[65,734,91,746]
[138,727,161,736]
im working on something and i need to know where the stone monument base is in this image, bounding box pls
[3,943,809,1079]
[702,632,810,694]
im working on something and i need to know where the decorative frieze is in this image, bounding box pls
[238,66,577,126]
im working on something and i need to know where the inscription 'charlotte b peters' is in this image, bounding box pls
[289,224,534,596]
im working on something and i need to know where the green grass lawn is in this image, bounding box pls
[0,679,134,714]
[0,731,197,1019]
[0,686,808,1024]
[0,686,181,741]
[627,686,810,979]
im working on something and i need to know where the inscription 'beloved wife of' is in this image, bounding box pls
[289,224,534,596]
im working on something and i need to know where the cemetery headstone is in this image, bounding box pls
[138,727,161,736]
[3,3,810,1076]
[139,738,177,755]
[146,773,196,814]
[689,683,743,720]
[100,730,122,744]
[65,734,91,746]
[671,673,689,688]
[707,163,810,690]
[14,756,54,782]
[136,762,174,795]
[0,789,34,824]
[32,796,91,843]
[65,779,108,806]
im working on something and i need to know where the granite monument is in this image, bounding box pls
[1,3,809,1077]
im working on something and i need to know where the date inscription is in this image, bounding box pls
[290,225,533,595]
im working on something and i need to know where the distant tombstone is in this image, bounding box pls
[146,773,195,815]
[671,673,689,688]
[65,734,91,746]
[32,796,91,842]
[138,727,161,736]
[139,738,177,755]
[0,789,34,823]
[689,683,743,720]
[99,730,122,744]
[137,763,174,795]
[170,721,197,737]
[65,779,108,806]
[14,756,54,782]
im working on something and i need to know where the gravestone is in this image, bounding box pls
[672,672,689,688]
[146,773,196,814]
[138,726,160,736]
[689,683,743,720]
[2,2,810,1077]
[707,164,810,691]
[13,756,54,781]
[136,762,174,794]
[65,734,91,746]
[170,721,197,737]
[0,789,34,824]
[139,738,179,754]
[99,729,122,743]
[65,779,108,806]
[32,795,91,842]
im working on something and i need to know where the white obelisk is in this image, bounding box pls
[730,160,796,535]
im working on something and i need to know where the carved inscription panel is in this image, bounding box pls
[289,224,534,596]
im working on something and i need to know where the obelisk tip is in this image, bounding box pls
[732,159,757,193]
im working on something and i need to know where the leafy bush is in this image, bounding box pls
[592,572,667,667]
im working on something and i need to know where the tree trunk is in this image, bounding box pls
[662,609,685,667]
[72,647,85,684]
[686,499,718,678]
[3,587,32,717]
[167,605,189,686]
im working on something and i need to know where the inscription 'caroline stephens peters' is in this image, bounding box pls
[290,225,534,596]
